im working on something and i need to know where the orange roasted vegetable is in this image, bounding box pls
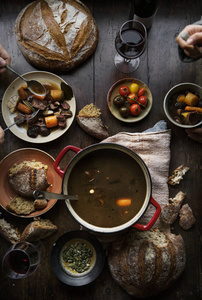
[18,87,27,100]
[116,198,132,207]
[45,115,58,128]
[50,90,64,102]
[17,102,32,114]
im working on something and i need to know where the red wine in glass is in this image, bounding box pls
[114,20,147,73]
[8,250,30,274]
[2,242,40,279]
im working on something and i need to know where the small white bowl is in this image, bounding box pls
[163,82,202,128]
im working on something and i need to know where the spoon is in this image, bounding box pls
[5,65,46,97]
[33,190,78,201]
[4,108,40,132]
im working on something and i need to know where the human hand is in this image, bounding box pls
[0,44,11,74]
[176,25,202,59]
[185,127,202,143]
[0,126,5,144]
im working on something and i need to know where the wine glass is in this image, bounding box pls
[114,20,147,73]
[2,241,40,279]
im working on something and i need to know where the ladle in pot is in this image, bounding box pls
[33,190,78,201]
[5,65,46,97]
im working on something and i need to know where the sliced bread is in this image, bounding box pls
[77,103,109,140]
[21,218,57,242]
[6,195,35,215]
[0,216,21,244]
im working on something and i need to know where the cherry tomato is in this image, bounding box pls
[113,95,125,107]
[138,96,148,107]
[119,86,130,97]
[130,83,139,94]
[137,88,146,97]
[119,106,130,118]
[127,93,138,104]
[130,104,141,116]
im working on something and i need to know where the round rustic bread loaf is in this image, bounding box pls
[8,160,50,197]
[15,0,98,71]
[108,228,186,298]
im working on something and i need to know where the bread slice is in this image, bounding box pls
[21,218,57,242]
[0,216,21,244]
[179,204,196,230]
[8,160,50,197]
[77,103,109,140]
[160,191,185,224]
[167,165,189,185]
[6,195,35,215]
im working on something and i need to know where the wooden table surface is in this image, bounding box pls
[0,0,202,299]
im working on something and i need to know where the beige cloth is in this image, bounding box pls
[102,130,171,229]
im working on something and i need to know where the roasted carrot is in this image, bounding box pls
[33,94,45,100]
[18,87,27,100]
[17,102,32,114]
[45,115,58,128]
[185,106,202,113]
[116,198,132,207]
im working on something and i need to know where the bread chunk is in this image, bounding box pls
[108,228,186,298]
[21,217,57,242]
[77,103,109,140]
[0,216,21,244]
[6,195,35,215]
[15,0,98,72]
[167,165,189,185]
[8,160,50,197]
[160,191,185,224]
[179,204,196,230]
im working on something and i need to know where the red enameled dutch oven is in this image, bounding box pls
[54,143,161,234]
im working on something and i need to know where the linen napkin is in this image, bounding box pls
[102,121,171,229]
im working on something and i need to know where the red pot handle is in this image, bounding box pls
[133,197,161,231]
[54,145,81,178]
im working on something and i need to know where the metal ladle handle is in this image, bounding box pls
[5,64,28,83]
[33,190,78,201]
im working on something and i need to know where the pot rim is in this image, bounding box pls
[61,143,152,233]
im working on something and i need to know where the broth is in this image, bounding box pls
[68,149,147,228]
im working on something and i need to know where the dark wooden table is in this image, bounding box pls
[0,0,202,299]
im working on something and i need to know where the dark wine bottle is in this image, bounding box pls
[130,0,157,29]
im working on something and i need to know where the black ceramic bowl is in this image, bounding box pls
[50,230,105,286]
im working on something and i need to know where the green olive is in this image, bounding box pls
[119,106,130,118]
[113,95,125,107]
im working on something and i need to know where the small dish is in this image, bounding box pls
[2,71,76,143]
[107,78,153,122]
[163,82,202,128]
[0,148,62,218]
[51,230,105,286]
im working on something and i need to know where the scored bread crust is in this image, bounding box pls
[108,228,186,298]
[15,0,99,71]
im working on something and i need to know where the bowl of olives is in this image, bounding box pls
[163,83,202,128]
[107,78,153,122]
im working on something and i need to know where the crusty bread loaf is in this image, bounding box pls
[77,103,109,140]
[167,165,189,185]
[160,191,185,225]
[8,160,50,197]
[0,216,21,244]
[108,228,186,298]
[15,0,98,71]
[21,217,57,242]
[179,204,196,230]
[6,195,35,215]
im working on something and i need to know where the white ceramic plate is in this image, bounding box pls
[107,78,153,123]
[2,71,76,143]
